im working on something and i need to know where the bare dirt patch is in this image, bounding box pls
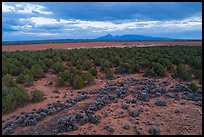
[2,41,202,52]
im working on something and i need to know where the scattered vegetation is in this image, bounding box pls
[188,82,198,92]
[16,73,34,86]
[73,75,84,89]
[2,74,28,114]
[56,77,65,87]
[2,46,201,113]
[90,67,98,76]
[32,89,44,103]
[174,64,191,81]
[105,68,114,79]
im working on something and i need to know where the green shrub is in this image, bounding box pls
[56,77,65,87]
[82,60,92,70]
[9,64,23,76]
[100,60,111,72]
[16,74,25,84]
[152,63,166,77]
[2,84,28,114]
[84,72,94,84]
[105,68,114,79]
[3,74,15,87]
[93,58,101,66]
[32,89,44,103]
[52,62,65,74]
[176,64,191,81]
[144,68,156,77]
[90,67,97,76]
[115,63,132,74]
[172,56,185,65]
[58,70,71,81]
[16,74,34,86]
[166,62,174,71]
[2,64,9,76]
[144,63,165,77]
[31,65,45,79]
[188,83,198,92]
[73,75,84,89]
[194,69,202,83]
[191,57,202,70]
[131,63,140,73]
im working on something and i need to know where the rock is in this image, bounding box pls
[148,125,160,135]
[155,112,161,117]
[161,86,167,93]
[155,100,167,106]
[180,102,185,105]
[165,93,174,98]
[162,80,170,86]
[31,120,37,126]
[122,122,130,130]
[196,101,202,107]
[80,116,89,124]
[137,90,150,102]
[174,93,180,100]
[135,125,141,135]
[155,92,161,97]
[144,120,152,125]
[121,103,129,110]
[104,124,115,133]
[3,121,16,135]
[16,117,24,125]
[89,115,101,124]
[10,114,16,118]
[36,114,43,122]
[128,110,140,117]
[175,109,180,113]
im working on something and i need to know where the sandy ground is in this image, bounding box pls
[2,41,202,52]
[2,69,202,135]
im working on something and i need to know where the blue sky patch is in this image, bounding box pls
[2,2,202,41]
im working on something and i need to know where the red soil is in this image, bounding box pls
[2,70,202,135]
[2,41,202,52]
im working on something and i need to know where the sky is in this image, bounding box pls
[2,2,202,41]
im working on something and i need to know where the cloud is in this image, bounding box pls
[37,2,201,21]
[2,2,52,15]
[20,17,59,26]
[22,32,59,36]
[11,24,32,30]
[16,15,201,33]
[2,2,15,12]
[2,2,202,41]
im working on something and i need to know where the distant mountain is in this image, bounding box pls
[96,34,175,41]
[4,34,201,45]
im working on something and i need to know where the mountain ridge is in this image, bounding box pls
[96,34,175,41]
[3,34,201,45]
